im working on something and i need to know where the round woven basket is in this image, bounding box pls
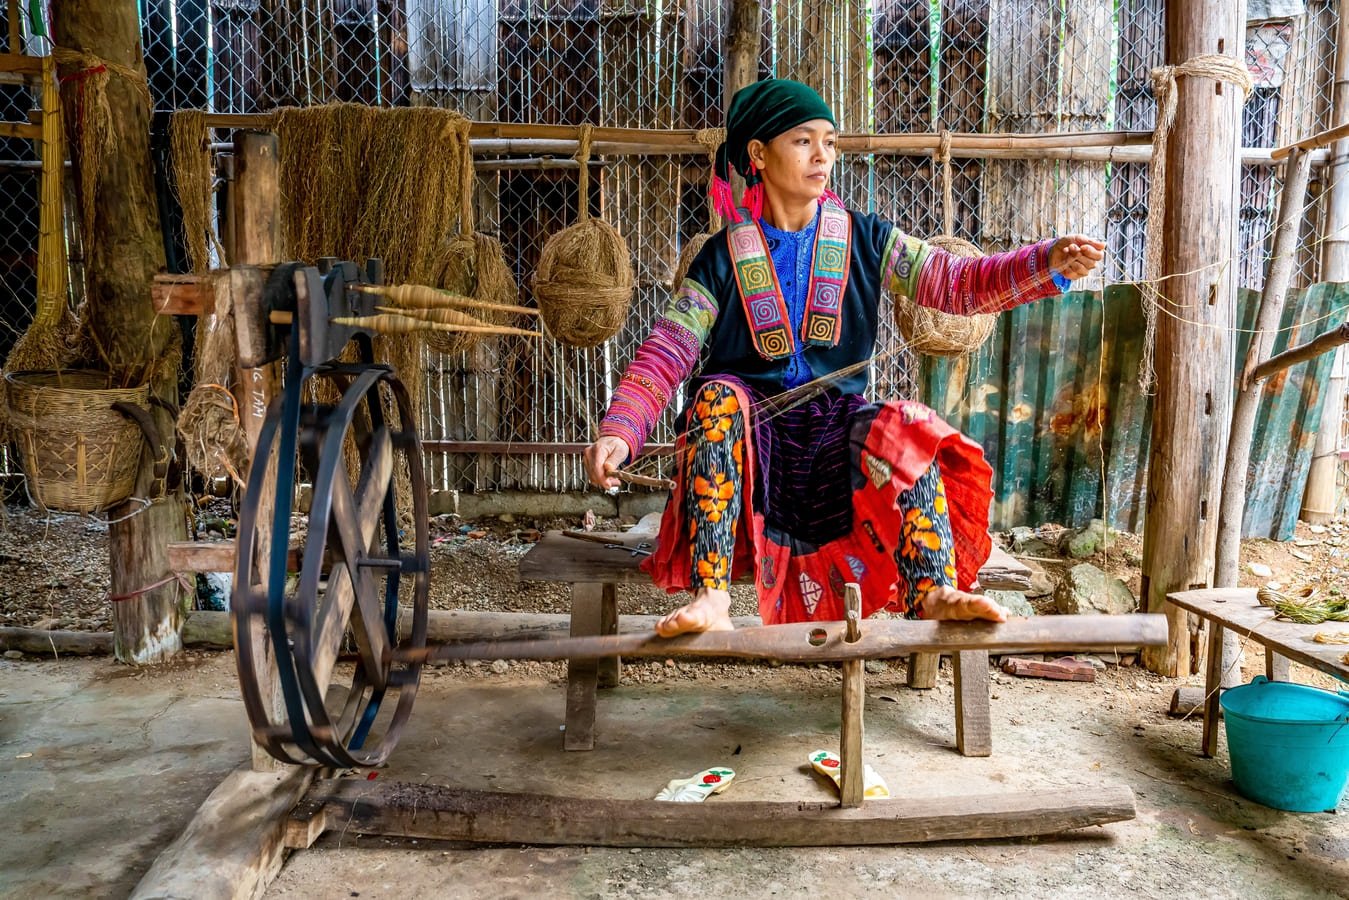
[893,235,998,357]
[4,370,149,513]
[534,217,635,348]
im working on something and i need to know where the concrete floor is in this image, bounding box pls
[1,653,1345,899]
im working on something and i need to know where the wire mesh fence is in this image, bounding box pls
[0,0,1343,495]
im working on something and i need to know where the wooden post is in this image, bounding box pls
[723,0,761,199]
[1301,6,1349,525]
[1140,0,1244,677]
[52,0,193,664]
[1212,147,1313,687]
[565,582,605,751]
[838,584,865,808]
[229,131,284,771]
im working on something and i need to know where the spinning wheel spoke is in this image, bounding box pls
[309,419,395,694]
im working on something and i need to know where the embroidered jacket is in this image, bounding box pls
[600,203,1062,458]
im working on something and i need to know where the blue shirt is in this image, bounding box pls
[761,208,821,390]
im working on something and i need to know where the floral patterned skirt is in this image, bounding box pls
[641,377,995,624]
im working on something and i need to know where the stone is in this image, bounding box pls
[1066,518,1110,559]
[1053,563,1136,616]
[864,660,887,675]
[1009,526,1056,557]
[4,650,23,660]
[1022,561,1055,599]
[490,659,509,674]
[1247,562,1273,578]
[985,590,1035,618]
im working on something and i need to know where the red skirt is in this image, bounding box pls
[641,382,994,624]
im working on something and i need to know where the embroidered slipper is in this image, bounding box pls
[654,767,736,802]
[807,749,890,799]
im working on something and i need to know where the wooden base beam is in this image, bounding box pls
[289,779,1137,847]
[130,765,313,900]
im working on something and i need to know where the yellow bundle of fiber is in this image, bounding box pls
[533,125,635,348]
[894,235,997,357]
[358,283,536,319]
[427,127,521,355]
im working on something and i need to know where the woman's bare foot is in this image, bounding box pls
[656,589,735,637]
[921,586,1008,623]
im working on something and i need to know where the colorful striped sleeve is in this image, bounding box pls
[598,277,719,459]
[881,228,1062,316]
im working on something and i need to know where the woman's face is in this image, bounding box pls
[747,119,838,206]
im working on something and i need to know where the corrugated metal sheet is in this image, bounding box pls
[918,283,1347,539]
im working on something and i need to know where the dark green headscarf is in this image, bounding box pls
[715,79,837,186]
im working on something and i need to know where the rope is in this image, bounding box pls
[109,571,194,603]
[1140,54,1255,393]
[575,124,594,224]
[935,128,954,236]
[695,127,726,231]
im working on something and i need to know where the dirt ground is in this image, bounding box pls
[0,502,1346,898]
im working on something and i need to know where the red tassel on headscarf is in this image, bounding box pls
[740,183,764,221]
[710,174,741,224]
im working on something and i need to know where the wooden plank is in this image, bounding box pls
[1202,621,1225,758]
[0,54,41,75]
[409,614,1170,666]
[907,652,940,689]
[839,584,865,808]
[299,780,1137,847]
[1167,588,1349,681]
[1001,656,1096,681]
[565,582,604,751]
[953,650,992,757]
[152,273,217,315]
[129,766,313,900]
[168,540,301,574]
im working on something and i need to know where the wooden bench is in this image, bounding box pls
[518,523,1034,755]
[1168,587,1349,757]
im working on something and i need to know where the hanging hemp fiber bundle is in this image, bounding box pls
[893,133,996,358]
[427,123,520,355]
[534,125,635,348]
[168,110,217,273]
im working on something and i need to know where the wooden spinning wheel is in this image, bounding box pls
[231,261,429,768]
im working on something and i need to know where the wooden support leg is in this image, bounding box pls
[953,650,992,757]
[1202,621,1225,758]
[839,584,865,808]
[597,582,621,689]
[908,652,940,689]
[565,582,604,751]
[1264,646,1291,681]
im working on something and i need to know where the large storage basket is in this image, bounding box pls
[5,370,149,513]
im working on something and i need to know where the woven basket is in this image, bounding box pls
[4,370,149,513]
[893,236,998,357]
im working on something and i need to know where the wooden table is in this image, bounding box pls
[519,527,1034,755]
[1168,587,1349,757]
